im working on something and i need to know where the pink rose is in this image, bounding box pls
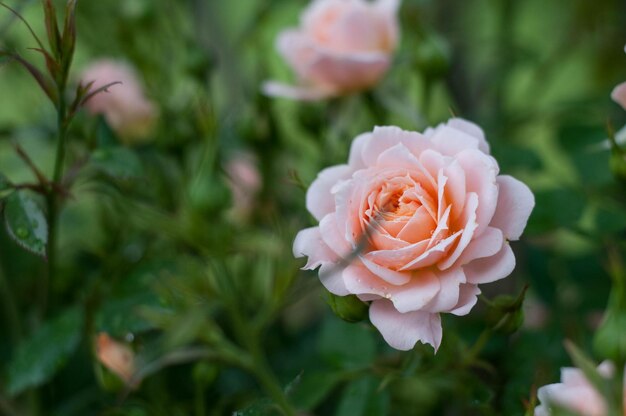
[81,60,157,143]
[535,362,625,416]
[293,119,534,351]
[263,0,400,100]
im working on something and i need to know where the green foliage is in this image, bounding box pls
[6,308,83,396]
[3,190,48,257]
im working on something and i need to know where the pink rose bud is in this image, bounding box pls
[263,0,400,100]
[96,333,137,385]
[81,60,157,143]
[535,362,625,416]
[225,152,262,218]
[293,119,535,351]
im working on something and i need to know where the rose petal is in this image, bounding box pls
[348,132,372,169]
[455,149,499,236]
[306,165,352,221]
[490,175,535,241]
[429,123,480,156]
[437,192,479,270]
[611,81,626,111]
[363,126,432,169]
[447,118,490,154]
[464,242,516,284]
[360,255,411,285]
[449,284,481,316]
[369,299,442,351]
[455,226,504,267]
[320,213,352,257]
[423,268,465,313]
[399,229,462,271]
[293,226,337,268]
[442,159,466,221]
[294,227,349,296]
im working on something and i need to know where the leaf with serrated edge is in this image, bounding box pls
[4,191,48,258]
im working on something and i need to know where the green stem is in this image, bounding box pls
[0,265,22,344]
[464,329,493,365]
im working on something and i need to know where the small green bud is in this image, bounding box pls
[485,286,528,335]
[326,293,368,323]
[192,362,219,387]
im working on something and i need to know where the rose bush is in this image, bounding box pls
[294,119,534,350]
[535,362,625,416]
[81,60,157,143]
[263,0,400,100]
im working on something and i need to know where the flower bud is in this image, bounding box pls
[485,286,528,335]
[326,293,368,323]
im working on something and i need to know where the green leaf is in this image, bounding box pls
[89,147,143,180]
[6,308,84,396]
[335,376,389,416]
[4,191,48,257]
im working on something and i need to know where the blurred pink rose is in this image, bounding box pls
[535,362,625,416]
[225,152,262,218]
[81,60,157,143]
[293,119,534,351]
[96,333,136,385]
[263,0,400,100]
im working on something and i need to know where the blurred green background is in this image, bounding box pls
[0,0,626,415]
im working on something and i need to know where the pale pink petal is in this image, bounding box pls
[423,268,465,313]
[365,239,429,268]
[399,229,462,271]
[262,81,336,101]
[319,263,350,296]
[319,213,352,257]
[464,243,515,284]
[447,118,490,154]
[449,284,481,316]
[347,132,372,169]
[293,227,336,268]
[369,300,442,351]
[455,149,499,236]
[276,30,317,79]
[611,81,626,111]
[428,123,480,156]
[396,206,436,242]
[360,255,411,285]
[387,270,441,313]
[455,227,504,267]
[305,50,391,92]
[363,126,432,168]
[442,160,466,221]
[489,175,535,241]
[437,192,479,270]
[306,165,352,221]
[293,227,349,295]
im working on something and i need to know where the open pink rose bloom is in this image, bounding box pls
[535,362,625,416]
[264,0,400,100]
[293,119,535,351]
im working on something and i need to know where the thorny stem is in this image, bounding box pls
[43,92,68,318]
